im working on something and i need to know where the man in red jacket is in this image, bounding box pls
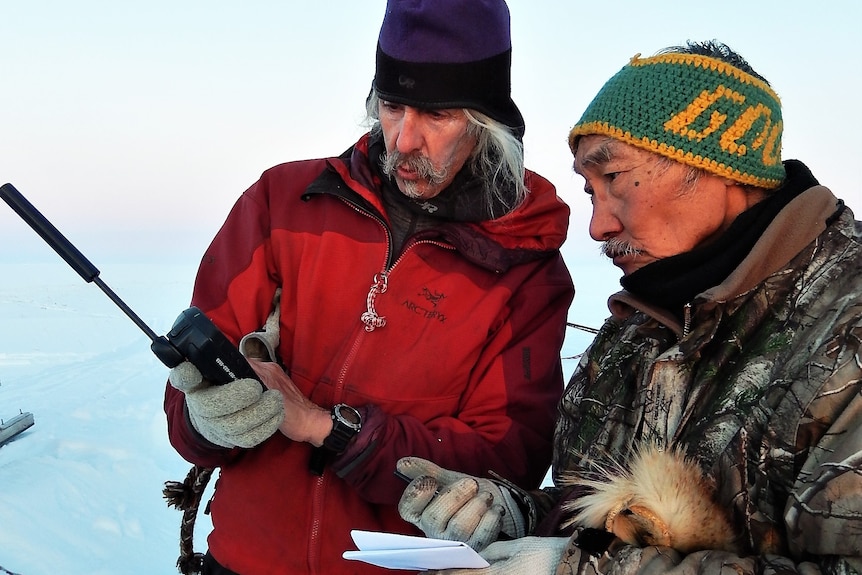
[163,0,574,573]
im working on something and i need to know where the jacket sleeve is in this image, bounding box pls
[556,539,862,575]
[565,544,812,575]
[331,252,574,504]
[780,327,862,575]
[549,323,862,575]
[163,179,282,469]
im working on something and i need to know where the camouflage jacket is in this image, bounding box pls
[528,183,862,575]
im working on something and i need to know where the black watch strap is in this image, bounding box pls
[322,403,362,453]
[309,403,362,476]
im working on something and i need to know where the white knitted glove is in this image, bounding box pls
[397,457,526,551]
[426,537,571,575]
[169,361,284,448]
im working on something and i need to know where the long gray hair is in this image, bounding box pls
[365,90,529,217]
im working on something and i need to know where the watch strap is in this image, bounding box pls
[310,404,361,476]
[322,403,362,454]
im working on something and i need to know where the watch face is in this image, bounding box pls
[336,404,361,427]
[323,404,362,454]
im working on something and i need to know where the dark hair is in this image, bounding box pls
[657,40,771,86]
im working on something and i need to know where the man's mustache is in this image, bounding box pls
[601,238,643,259]
[381,150,449,185]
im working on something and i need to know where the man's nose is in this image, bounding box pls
[395,108,423,154]
[588,198,623,242]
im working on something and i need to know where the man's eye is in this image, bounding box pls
[606,171,621,181]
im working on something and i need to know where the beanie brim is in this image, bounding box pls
[373,45,525,137]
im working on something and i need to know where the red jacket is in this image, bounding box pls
[164,134,574,574]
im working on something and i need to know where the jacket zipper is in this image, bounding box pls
[308,330,366,572]
[308,194,452,569]
[683,303,692,337]
[358,238,453,331]
[308,196,388,572]
[336,196,453,332]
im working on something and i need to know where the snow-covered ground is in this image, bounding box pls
[0,259,208,574]
[0,253,613,575]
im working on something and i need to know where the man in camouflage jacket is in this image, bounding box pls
[395,40,862,575]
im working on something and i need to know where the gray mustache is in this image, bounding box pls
[380,150,449,185]
[601,238,642,259]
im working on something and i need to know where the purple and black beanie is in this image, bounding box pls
[373,0,525,136]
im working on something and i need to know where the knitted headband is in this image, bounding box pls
[569,52,786,188]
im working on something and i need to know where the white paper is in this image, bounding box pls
[343,530,489,570]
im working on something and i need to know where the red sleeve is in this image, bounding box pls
[163,177,282,467]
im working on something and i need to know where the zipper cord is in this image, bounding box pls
[360,272,389,331]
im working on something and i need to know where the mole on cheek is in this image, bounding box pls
[634,181,640,187]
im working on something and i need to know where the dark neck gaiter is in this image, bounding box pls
[620,160,818,318]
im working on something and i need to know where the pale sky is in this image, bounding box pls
[2,1,860,266]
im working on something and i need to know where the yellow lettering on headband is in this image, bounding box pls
[720,103,773,156]
[664,85,745,142]
[762,121,782,166]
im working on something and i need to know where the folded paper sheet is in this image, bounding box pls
[343,530,490,571]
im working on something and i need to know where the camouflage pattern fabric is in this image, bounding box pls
[535,184,862,575]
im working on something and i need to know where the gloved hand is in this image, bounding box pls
[169,361,284,449]
[397,457,526,551]
[426,537,572,575]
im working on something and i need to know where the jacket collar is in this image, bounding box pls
[304,133,570,272]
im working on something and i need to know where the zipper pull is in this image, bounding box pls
[683,303,692,337]
[360,272,389,332]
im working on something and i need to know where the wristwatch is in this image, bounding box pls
[321,403,362,453]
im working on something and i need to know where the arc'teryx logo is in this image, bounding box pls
[420,287,445,307]
[401,286,447,323]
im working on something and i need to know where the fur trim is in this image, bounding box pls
[560,444,739,554]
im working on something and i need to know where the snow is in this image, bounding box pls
[0,260,213,574]
[0,256,609,574]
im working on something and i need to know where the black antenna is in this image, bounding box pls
[0,182,180,360]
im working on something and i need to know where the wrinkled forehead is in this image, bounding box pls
[572,135,653,174]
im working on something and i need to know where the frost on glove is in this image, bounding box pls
[397,457,527,551]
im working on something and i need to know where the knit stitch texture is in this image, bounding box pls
[569,53,786,188]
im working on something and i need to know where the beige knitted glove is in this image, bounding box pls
[397,457,526,551]
[169,361,284,449]
[427,537,572,575]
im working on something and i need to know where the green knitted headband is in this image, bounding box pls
[569,52,786,188]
